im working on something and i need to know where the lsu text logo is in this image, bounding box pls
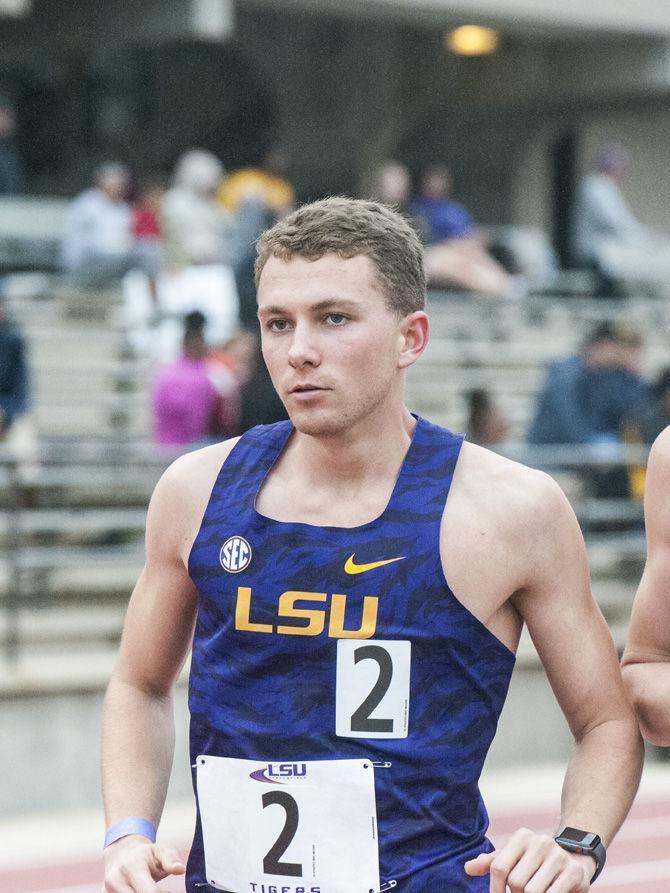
[220,536,252,573]
[250,763,307,784]
[235,587,378,639]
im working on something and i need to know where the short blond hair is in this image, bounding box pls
[255,197,426,316]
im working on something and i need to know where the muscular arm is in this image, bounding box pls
[101,441,237,891]
[520,478,642,844]
[622,426,670,745]
[465,468,642,891]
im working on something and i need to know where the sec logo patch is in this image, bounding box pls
[220,536,252,573]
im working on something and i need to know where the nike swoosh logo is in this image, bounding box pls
[344,554,406,574]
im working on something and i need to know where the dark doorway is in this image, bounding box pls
[551,128,578,268]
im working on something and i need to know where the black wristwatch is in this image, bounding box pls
[554,827,606,884]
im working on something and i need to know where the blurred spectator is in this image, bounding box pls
[411,165,515,298]
[0,94,24,194]
[527,321,649,498]
[163,149,235,268]
[466,388,510,447]
[573,143,670,298]
[374,161,412,211]
[61,162,159,288]
[152,311,237,448]
[0,293,29,437]
[131,176,166,304]
[220,148,295,327]
[528,321,647,447]
[0,293,37,480]
[207,329,257,436]
[239,333,289,432]
[218,147,294,219]
[573,143,644,298]
[155,149,239,356]
[133,177,164,257]
[640,367,670,445]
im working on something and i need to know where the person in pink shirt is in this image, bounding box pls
[152,311,222,448]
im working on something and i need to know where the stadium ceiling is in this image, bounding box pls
[243,0,670,38]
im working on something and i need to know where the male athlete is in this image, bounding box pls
[102,198,642,893]
[622,426,670,744]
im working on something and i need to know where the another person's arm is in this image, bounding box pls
[466,474,643,891]
[101,444,231,891]
[622,426,670,744]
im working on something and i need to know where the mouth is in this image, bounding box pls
[289,384,328,394]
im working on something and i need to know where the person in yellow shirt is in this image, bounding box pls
[218,147,294,217]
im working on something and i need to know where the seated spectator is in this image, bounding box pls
[528,321,647,446]
[374,160,412,211]
[163,149,235,269]
[573,143,670,298]
[0,293,38,480]
[527,321,649,498]
[640,367,670,445]
[154,149,239,356]
[465,388,509,447]
[0,293,29,438]
[60,162,159,288]
[218,147,294,219]
[152,311,238,449]
[410,165,514,298]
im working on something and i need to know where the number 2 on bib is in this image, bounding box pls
[335,639,411,738]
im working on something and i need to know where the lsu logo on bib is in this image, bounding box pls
[220,536,252,573]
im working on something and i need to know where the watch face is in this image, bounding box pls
[557,828,599,847]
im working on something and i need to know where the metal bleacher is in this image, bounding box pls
[0,277,662,687]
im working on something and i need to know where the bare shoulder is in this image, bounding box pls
[644,426,670,547]
[647,426,670,481]
[451,441,571,535]
[147,437,242,564]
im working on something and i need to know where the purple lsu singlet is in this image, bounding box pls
[186,416,516,892]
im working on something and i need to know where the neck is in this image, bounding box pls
[289,404,417,487]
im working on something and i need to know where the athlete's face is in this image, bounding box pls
[257,253,426,437]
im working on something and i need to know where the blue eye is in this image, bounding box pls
[268,319,291,332]
[326,313,348,326]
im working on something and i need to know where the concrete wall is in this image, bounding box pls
[1,667,573,817]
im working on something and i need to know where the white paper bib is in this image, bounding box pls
[196,755,380,893]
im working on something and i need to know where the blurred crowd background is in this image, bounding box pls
[2,0,670,828]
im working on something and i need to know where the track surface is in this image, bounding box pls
[3,786,669,893]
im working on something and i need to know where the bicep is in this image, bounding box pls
[624,430,670,661]
[624,549,670,663]
[112,464,201,695]
[114,561,197,696]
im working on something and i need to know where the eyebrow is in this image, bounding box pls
[258,298,360,318]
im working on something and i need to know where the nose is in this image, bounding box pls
[287,321,321,369]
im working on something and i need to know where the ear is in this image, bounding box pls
[398,311,430,370]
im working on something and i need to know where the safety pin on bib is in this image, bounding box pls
[377,881,397,892]
[370,760,392,768]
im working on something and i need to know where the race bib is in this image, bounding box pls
[336,640,411,739]
[196,755,380,893]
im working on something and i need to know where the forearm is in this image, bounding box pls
[622,662,670,746]
[559,716,643,845]
[101,674,176,829]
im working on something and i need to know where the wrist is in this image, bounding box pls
[554,827,606,884]
[104,816,157,849]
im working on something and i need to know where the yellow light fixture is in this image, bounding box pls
[446,25,500,57]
